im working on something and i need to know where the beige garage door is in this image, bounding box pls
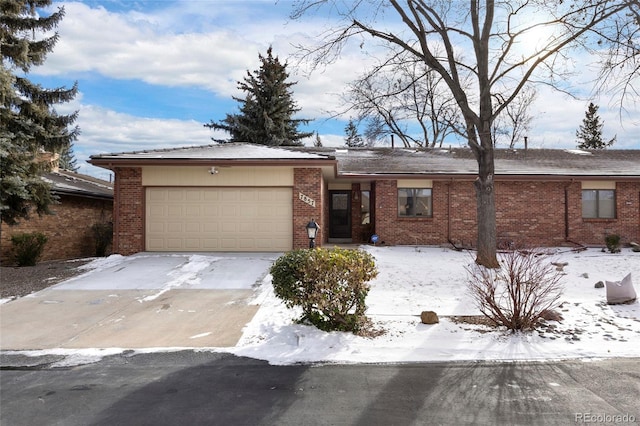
[146,187,292,251]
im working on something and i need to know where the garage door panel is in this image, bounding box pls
[167,190,184,202]
[167,222,183,233]
[202,239,219,249]
[184,239,201,249]
[203,205,219,216]
[184,223,200,233]
[165,238,184,250]
[220,205,237,218]
[185,190,202,201]
[148,205,166,218]
[167,205,182,217]
[185,206,201,217]
[203,223,219,233]
[222,191,238,202]
[203,191,219,201]
[146,187,292,252]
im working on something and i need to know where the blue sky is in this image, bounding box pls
[28,1,640,179]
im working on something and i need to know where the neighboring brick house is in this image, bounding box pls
[0,168,113,264]
[88,144,640,256]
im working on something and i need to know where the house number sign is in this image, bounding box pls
[299,192,316,207]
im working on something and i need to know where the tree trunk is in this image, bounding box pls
[473,142,499,268]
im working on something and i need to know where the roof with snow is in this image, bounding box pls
[90,143,333,162]
[89,143,640,179]
[43,170,113,200]
[286,146,640,178]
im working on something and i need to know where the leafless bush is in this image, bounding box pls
[466,250,564,331]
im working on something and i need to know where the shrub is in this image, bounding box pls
[11,232,48,266]
[466,249,564,331]
[270,247,378,335]
[605,234,621,253]
[91,222,113,257]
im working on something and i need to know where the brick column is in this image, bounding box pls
[293,168,324,249]
[373,180,396,244]
[351,183,363,242]
[113,167,144,255]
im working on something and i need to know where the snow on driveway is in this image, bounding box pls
[56,252,279,297]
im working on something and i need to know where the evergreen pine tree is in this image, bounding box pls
[576,102,615,149]
[206,47,313,146]
[1,0,79,226]
[313,131,323,147]
[59,142,79,171]
[344,119,364,147]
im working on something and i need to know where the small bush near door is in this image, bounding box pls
[270,247,379,336]
[11,232,48,266]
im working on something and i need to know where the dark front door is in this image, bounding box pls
[329,191,351,239]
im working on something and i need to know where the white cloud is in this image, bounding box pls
[38,0,638,162]
[72,103,218,179]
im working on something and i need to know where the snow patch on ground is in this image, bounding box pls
[231,246,640,365]
[139,255,213,302]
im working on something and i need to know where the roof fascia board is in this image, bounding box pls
[52,189,113,200]
[336,173,639,181]
[89,158,337,169]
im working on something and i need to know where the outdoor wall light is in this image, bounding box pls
[209,166,219,175]
[306,219,319,249]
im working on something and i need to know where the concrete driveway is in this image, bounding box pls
[0,253,279,350]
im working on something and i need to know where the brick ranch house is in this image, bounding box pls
[88,143,640,255]
[0,168,113,264]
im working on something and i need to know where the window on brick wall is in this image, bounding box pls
[582,189,616,218]
[398,188,432,217]
[361,190,370,225]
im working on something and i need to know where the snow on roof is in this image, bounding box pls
[90,143,640,177]
[45,170,113,199]
[91,143,334,161]
[291,147,640,177]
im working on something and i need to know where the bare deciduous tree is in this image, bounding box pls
[593,1,640,109]
[292,0,632,267]
[492,86,537,149]
[347,50,463,147]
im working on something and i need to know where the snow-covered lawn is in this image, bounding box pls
[232,246,640,365]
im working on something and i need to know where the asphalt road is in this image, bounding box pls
[1,352,638,426]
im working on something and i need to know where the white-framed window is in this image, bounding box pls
[582,189,616,219]
[398,188,432,217]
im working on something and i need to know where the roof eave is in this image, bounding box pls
[88,157,336,170]
[52,189,114,200]
[337,173,640,181]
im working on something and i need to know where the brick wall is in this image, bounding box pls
[568,181,639,245]
[0,195,113,264]
[88,165,640,255]
[373,180,446,245]
[494,181,567,247]
[370,179,640,248]
[113,167,144,255]
[293,168,324,249]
